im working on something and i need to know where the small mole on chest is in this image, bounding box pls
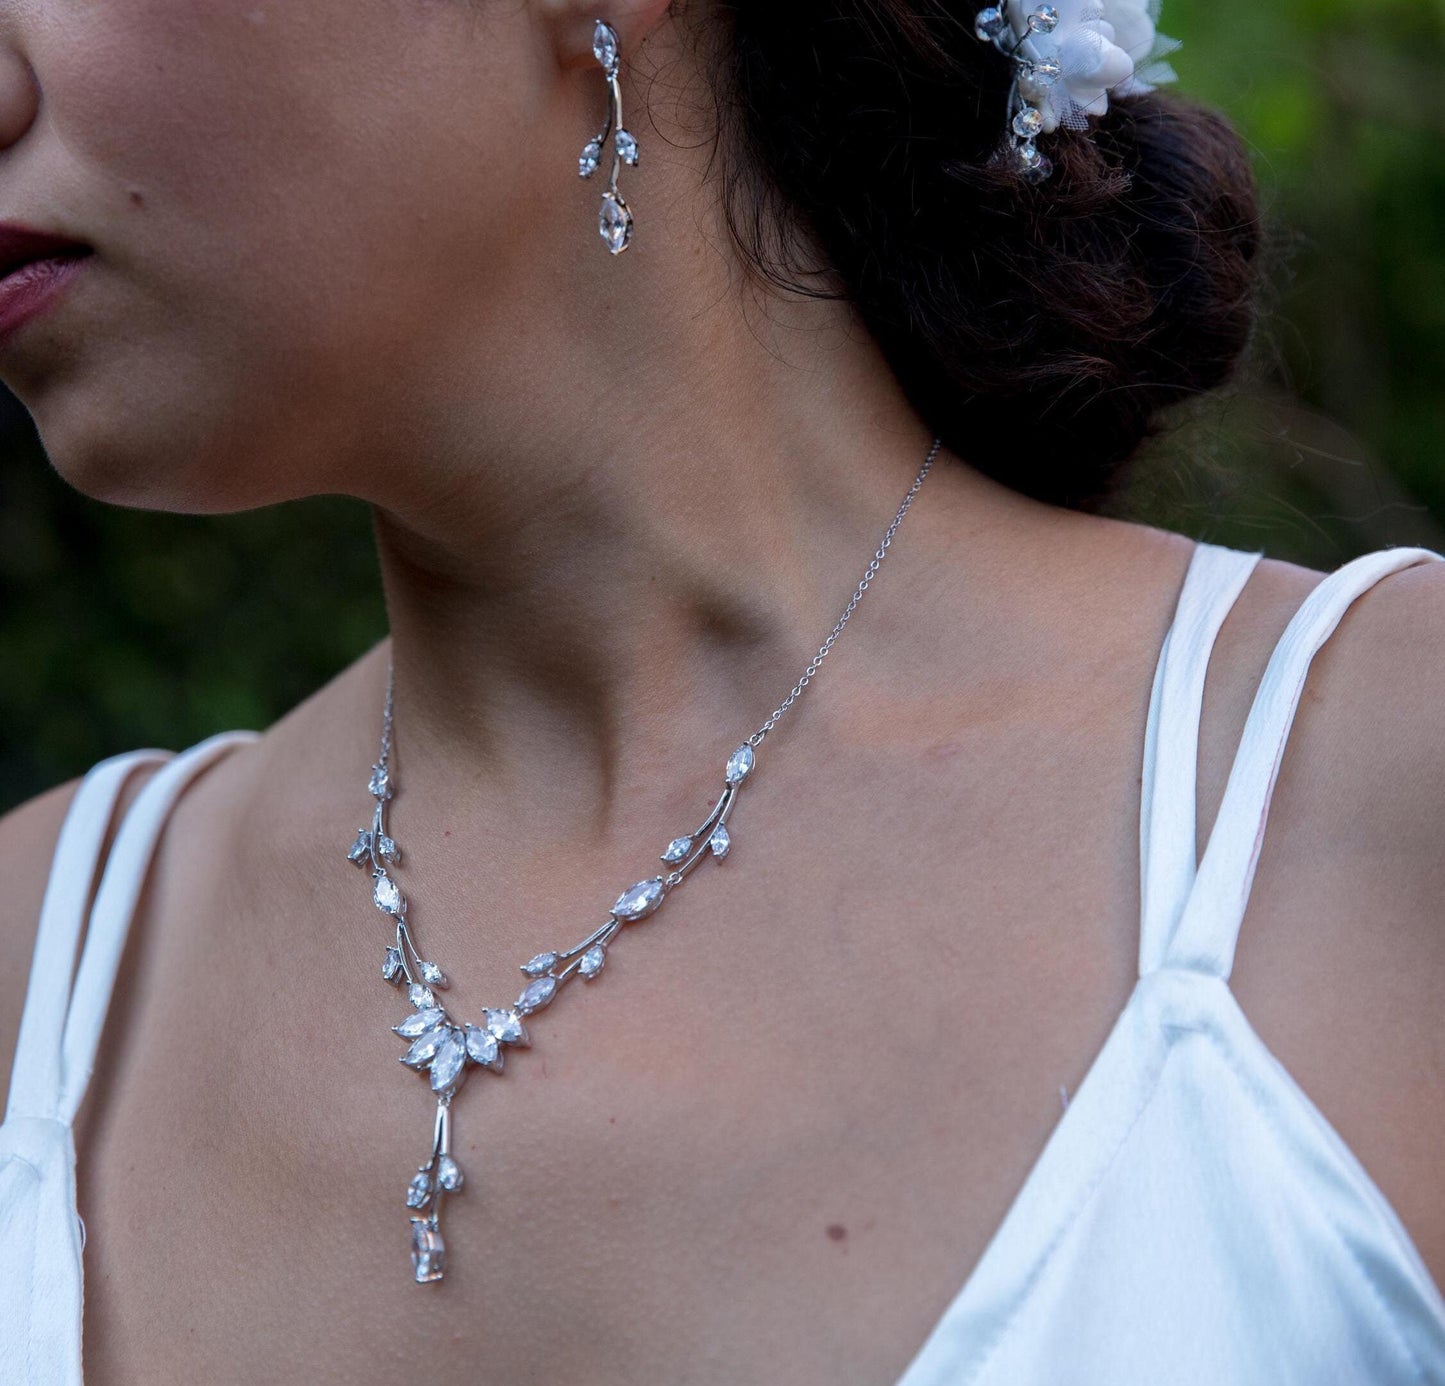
[825,1223,847,1243]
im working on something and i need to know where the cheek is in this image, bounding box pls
[22,0,531,508]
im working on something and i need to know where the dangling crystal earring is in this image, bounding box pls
[577,18,639,254]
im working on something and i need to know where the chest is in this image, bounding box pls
[72,724,1151,1386]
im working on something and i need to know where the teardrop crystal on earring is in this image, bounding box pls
[599,190,633,255]
[615,129,639,166]
[579,138,602,178]
[592,19,619,74]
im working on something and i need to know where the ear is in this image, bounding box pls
[535,0,677,73]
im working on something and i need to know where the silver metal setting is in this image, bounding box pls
[578,19,638,254]
[348,435,941,1281]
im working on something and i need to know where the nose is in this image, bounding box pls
[0,42,36,153]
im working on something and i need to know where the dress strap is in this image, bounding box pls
[1165,546,1444,980]
[1138,541,1263,977]
[4,730,260,1125]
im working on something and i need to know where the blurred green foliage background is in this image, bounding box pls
[3,0,1443,809]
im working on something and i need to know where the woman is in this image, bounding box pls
[1,1,1442,1382]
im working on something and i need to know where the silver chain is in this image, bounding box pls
[357,433,940,1285]
[378,433,940,762]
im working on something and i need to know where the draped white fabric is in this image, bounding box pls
[1,731,259,1384]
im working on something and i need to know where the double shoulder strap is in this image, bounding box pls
[1139,541,1443,983]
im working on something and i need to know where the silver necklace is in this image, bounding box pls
[346,437,940,1283]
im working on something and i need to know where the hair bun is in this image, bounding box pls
[711,3,1262,510]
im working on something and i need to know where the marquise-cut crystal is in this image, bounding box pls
[578,944,606,979]
[612,876,664,921]
[409,983,436,1009]
[592,19,618,70]
[465,1024,502,1070]
[725,744,755,784]
[661,836,693,864]
[437,1154,463,1192]
[373,874,403,915]
[599,192,632,255]
[522,951,559,977]
[578,138,601,178]
[709,823,731,859]
[382,946,403,981]
[485,1008,529,1046]
[406,1171,432,1209]
[378,834,399,863]
[429,1029,467,1093]
[615,128,639,165]
[394,1007,446,1039]
[369,763,391,798]
[420,961,445,986]
[411,1218,445,1283]
[401,1026,448,1068]
[347,828,371,864]
[517,975,557,1014]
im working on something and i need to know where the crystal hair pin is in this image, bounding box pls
[973,0,1181,182]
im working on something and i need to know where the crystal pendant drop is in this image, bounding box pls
[599,192,632,255]
[401,1026,449,1068]
[419,961,445,986]
[578,138,602,178]
[522,952,559,977]
[578,944,606,979]
[429,1029,467,1093]
[516,975,557,1014]
[465,1024,503,1070]
[347,829,371,864]
[373,874,403,916]
[725,744,755,784]
[410,1219,445,1283]
[437,1154,463,1192]
[382,946,403,981]
[592,19,618,71]
[406,1171,432,1210]
[408,983,436,1009]
[485,1008,529,1045]
[393,1007,446,1039]
[709,823,731,859]
[612,877,665,920]
[661,836,693,864]
[615,129,639,166]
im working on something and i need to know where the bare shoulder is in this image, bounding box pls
[1205,546,1445,1294]
[0,763,166,1113]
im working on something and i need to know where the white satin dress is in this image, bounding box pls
[4,539,1445,1384]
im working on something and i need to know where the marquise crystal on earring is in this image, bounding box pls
[578,19,640,254]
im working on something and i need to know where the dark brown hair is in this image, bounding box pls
[694,1,1263,511]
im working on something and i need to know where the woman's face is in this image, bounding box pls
[0,0,605,510]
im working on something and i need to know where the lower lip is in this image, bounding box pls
[0,252,91,348]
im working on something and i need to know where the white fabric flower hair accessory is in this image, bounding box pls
[973,0,1181,183]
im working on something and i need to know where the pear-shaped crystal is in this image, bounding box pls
[406,1171,432,1209]
[599,192,632,255]
[578,138,601,179]
[615,129,639,166]
[485,1008,530,1046]
[709,823,731,859]
[394,1007,446,1039]
[522,951,559,977]
[408,983,436,1009]
[661,836,693,864]
[437,1154,463,1192]
[378,834,400,863]
[517,975,557,1014]
[347,828,371,864]
[724,744,755,784]
[465,1024,502,1070]
[578,944,606,979]
[382,946,403,981]
[429,1029,467,1093]
[592,19,618,70]
[401,1026,449,1068]
[373,874,403,915]
[420,961,445,986]
[613,876,665,921]
[411,1218,445,1283]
